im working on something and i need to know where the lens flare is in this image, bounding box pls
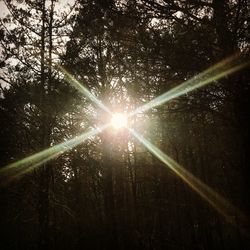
[57,65,112,114]
[0,124,110,185]
[130,55,249,117]
[130,128,246,226]
[111,113,127,129]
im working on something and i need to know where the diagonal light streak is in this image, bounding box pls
[0,60,113,183]
[3,153,61,185]
[130,128,246,226]
[57,65,112,114]
[130,56,249,117]
[0,124,110,184]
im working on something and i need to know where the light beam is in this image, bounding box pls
[130,55,249,117]
[57,65,112,114]
[111,113,127,129]
[0,124,109,184]
[130,128,246,226]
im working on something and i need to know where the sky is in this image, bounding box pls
[0,0,75,18]
[0,1,8,18]
[0,0,76,89]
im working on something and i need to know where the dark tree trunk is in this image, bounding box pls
[101,134,117,249]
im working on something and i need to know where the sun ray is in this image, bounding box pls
[57,65,112,114]
[3,153,61,185]
[130,55,249,117]
[111,113,127,129]
[0,124,110,184]
[129,128,247,227]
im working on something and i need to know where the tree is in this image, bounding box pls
[0,0,249,249]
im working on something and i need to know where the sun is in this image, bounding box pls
[111,113,127,129]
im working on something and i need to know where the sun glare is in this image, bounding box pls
[111,113,127,129]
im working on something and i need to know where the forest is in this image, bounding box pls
[0,0,250,249]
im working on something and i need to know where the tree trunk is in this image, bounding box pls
[101,133,117,249]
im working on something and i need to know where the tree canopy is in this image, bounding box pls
[0,0,249,249]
